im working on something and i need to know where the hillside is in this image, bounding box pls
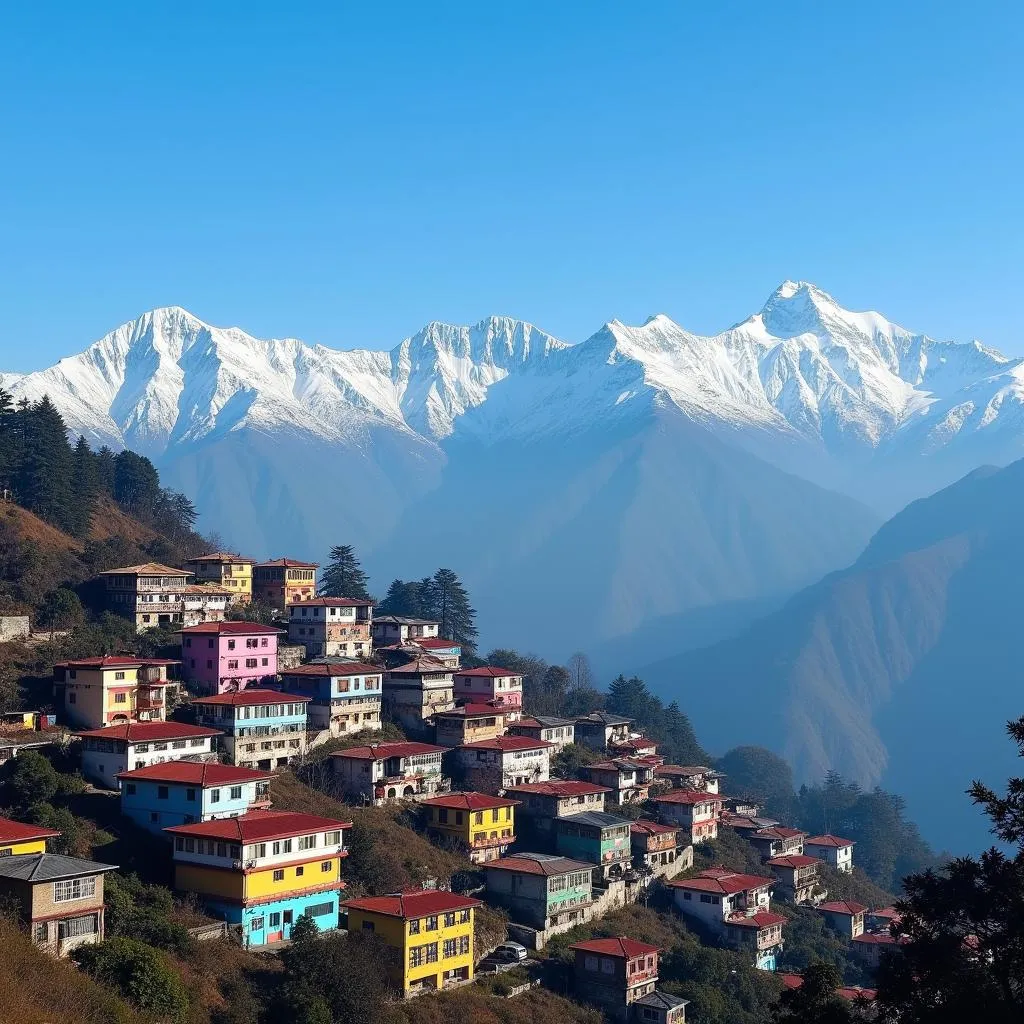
[644,457,1024,851]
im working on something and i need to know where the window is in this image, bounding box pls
[443,913,455,927]
[425,916,438,931]
[210,789,221,803]
[601,958,615,974]
[321,861,332,872]
[250,916,265,932]
[114,671,125,680]
[409,919,421,935]
[114,692,127,704]
[269,912,281,927]
[246,659,258,669]
[443,939,457,958]
[157,786,169,800]
[172,740,186,750]
[295,866,304,877]
[230,786,242,800]
[186,788,196,802]
[298,835,316,851]
[228,639,236,650]
[184,838,195,853]
[362,920,375,932]
[217,842,227,857]
[459,935,470,955]
[58,914,98,939]
[54,876,97,902]
[304,901,334,918]
[458,909,470,923]
[438,808,449,824]
[228,660,238,670]
[34,922,48,943]
[325,830,341,846]
[134,743,149,753]
[126,783,136,795]
[273,869,284,882]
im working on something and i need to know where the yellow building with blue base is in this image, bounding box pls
[343,889,480,996]
[165,808,351,946]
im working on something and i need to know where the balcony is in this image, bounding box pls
[135,690,165,710]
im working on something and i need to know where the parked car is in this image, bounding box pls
[492,942,529,963]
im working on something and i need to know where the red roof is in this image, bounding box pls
[780,974,804,991]
[670,869,773,896]
[0,815,60,845]
[433,703,506,718]
[55,656,179,669]
[805,833,855,848]
[282,663,381,678]
[455,666,522,678]
[767,854,819,868]
[753,826,806,840]
[631,819,678,837]
[192,689,311,707]
[458,736,553,753]
[819,900,867,915]
[652,788,723,805]
[178,621,282,635]
[186,552,256,564]
[290,597,373,607]
[569,936,660,959]
[726,911,786,929]
[420,792,518,811]
[837,987,877,1002]
[414,637,461,650]
[163,809,351,842]
[868,906,901,920]
[485,854,593,876]
[852,933,896,945]
[610,737,658,750]
[587,756,658,772]
[343,889,481,919]
[331,741,447,760]
[256,558,318,568]
[75,722,221,741]
[504,780,611,797]
[117,761,274,785]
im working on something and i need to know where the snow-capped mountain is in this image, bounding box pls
[2,281,1020,655]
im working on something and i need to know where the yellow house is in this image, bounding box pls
[343,889,481,996]
[165,809,351,947]
[420,792,518,864]
[184,552,256,604]
[55,655,178,730]
[0,816,59,857]
[253,559,318,608]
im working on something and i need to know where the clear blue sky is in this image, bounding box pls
[1,1,1022,370]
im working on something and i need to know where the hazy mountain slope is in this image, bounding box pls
[645,458,1024,850]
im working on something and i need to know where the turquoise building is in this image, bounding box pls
[554,811,633,879]
[192,689,311,769]
[484,852,595,932]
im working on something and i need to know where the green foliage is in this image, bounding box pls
[38,586,84,630]
[551,742,603,777]
[73,937,189,1022]
[717,746,799,820]
[104,873,195,957]
[2,749,59,812]
[377,568,478,653]
[772,961,852,1024]
[319,544,372,600]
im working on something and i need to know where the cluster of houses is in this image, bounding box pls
[0,553,899,1010]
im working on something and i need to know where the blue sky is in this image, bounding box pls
[1,1,1021,370]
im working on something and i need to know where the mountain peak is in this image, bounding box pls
[760,280,843,339]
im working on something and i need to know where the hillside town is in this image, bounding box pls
[0,553,901,1020]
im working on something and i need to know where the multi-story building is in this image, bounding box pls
[165,809,351,947]
[651,789,723,842]
[452,667,523,718]
[455,736,553,793]
[608,737,659,759]
[818,900,867,939]
[95,562,193,631]
[504,780,611,835]
[630,820,688,874]
[804,834,855,873]
[179,621,282,695]
[748,826,806,861]
[507,715,576,751]
[407,637,462,668]
[421,792,518,863]
[581,757,658,804]
[484,852,595,937]
[330,741,449,805]
[287,598,374,659]
[191,690,310,770]
[56,655,178,730]
[77,721,221,788]
[342,888,480,997]
[182,584,233,624]
[371,615,440,647]
[277,663,383,739]
[555,811,633,879]
[574,712,635,752]
[118,761,273,835]
[0,851,118,956]
[634,990,690,1024]
[0,816,59,857]
[184,552,256,605]
[569,936,662,1021]
[383,657,455,737]
[431,703,507,747]
[653,765,724,794]
[252,559,318,608]
[766,855,825,905]
[723,910,787,971]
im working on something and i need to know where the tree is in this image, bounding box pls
[772,961,852,1023]
[73,937,188,1021]
[3,750,59,812]
[112,450,161,517]
[319,544,371,600]
[69,435,98,536]
[607,674,660,724]
[716,746,798,821]
[876,716,1024,1023]
[424,568,477,654]
[38,587,84,632]
[377,578,426,617]
[567,651,595,690]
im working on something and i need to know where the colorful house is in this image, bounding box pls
[630,820,689,873]
[77,720,221,788]
[455,735,553,793]
[371,615,440,646]
[0,816,59,857]
[252,558,318,608]
[651,789,723,842]
[581,756,658,804]
[850,932,900,967]
[554,811,633,879]
[452,667,523,717]
[56,655,178,730]
[342,888,480,997]
[569,936,662,1021]
[484,852,595,936]
[723,910,787,971]
[505,780,611,834]
[421,792,518,863]
[330,741,449,805]
[634,990,690,1024]
[383,656,455,737]
[432,703,507,747]
[95,562,195,631]
[184,552,256,604]
[191,690,310,769]
[287,598,374,659]
[818,900,867,938]
[0,852,118,956]
[507,715,576,750]
[804,834,855,873]
[179,621,281,695]
[165,809,350,947]
[406,636,462,668]
[277,662,383,739]
[118,761,273,835]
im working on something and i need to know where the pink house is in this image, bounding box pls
[453,666,523,717]
[179,621,282,695]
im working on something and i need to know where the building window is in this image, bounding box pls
[54,876,97,903]
[459,909,470,923]
[425,916,438,931]
[321,861,332,872]
[126,783,136,795]
[269,912,281,928]
[273,870,284,882]
[34,922,48,942]
[295,866,304,877]
[157,786,169,800]
[114,671,125,680]
[210,789,221,803]
[305,902,334,918]
[443,939,457,958]
[443,913,455,927]
[114,693,127,704]
[230,786,242,800]
[298,835,316,851]
[325,830,341,846]
[409,918,420,935]
[246,659,258,669]
[58,914,98,940]
[250,916,264,932]
[186,788,196,802]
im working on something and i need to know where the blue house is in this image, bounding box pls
[191,689,311,769]
[277,662,383,739]
[117,761,274,835]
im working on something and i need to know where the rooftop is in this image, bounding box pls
[192,689,311,707]
[804,833,855,848]
[635,991,690,1011]
[652,788,723,805]
[420,792,519,812]
[753,826,807,840]
[484,852,594,877]
[374,615,439,626]
[164,809,351,843]
[0,816,60,845]
[178,621,282,636]
[388,656,453,674]
[504,780,610,797]
[433,703,506,719]
[457,736,553,753]
[97,562,191,576]
[117,761,274,785]
[631,819,678,837]
[413,637,461,650]
[767,854,820,869]
[343,889,481,919]
[455,666,522,678]
[75,722,222,741]
[282,662,382,678]
[670,868,774,896]
[513,715,575,729]
[290,597,374,608]
[0,852,118,882]
[726,911,787,929]
[55,655,179,669]
[655,764,721,777]
[185,552,256,564]
[575,712,634,727]
[331,741,447,761]
[555,810,632,830]
[256,558,319,568]
[818,900,868,915]
[569,936,660,958]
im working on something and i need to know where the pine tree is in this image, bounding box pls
[69,435,98,537]
[320,545,372,599]
[425,568,477,653]
[16,397,76,532]
[377,579,425,617]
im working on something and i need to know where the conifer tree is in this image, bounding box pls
[319,545,372,600]
[423,567,477,654]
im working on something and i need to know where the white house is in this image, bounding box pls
[804,834,855,873]
[669,868,774,927]
[455,736,553,793]
[77,721,221,789]
[651,789,723,842]
[508,716,576,751]
[287,598,374,659]
[329,740,449,805]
